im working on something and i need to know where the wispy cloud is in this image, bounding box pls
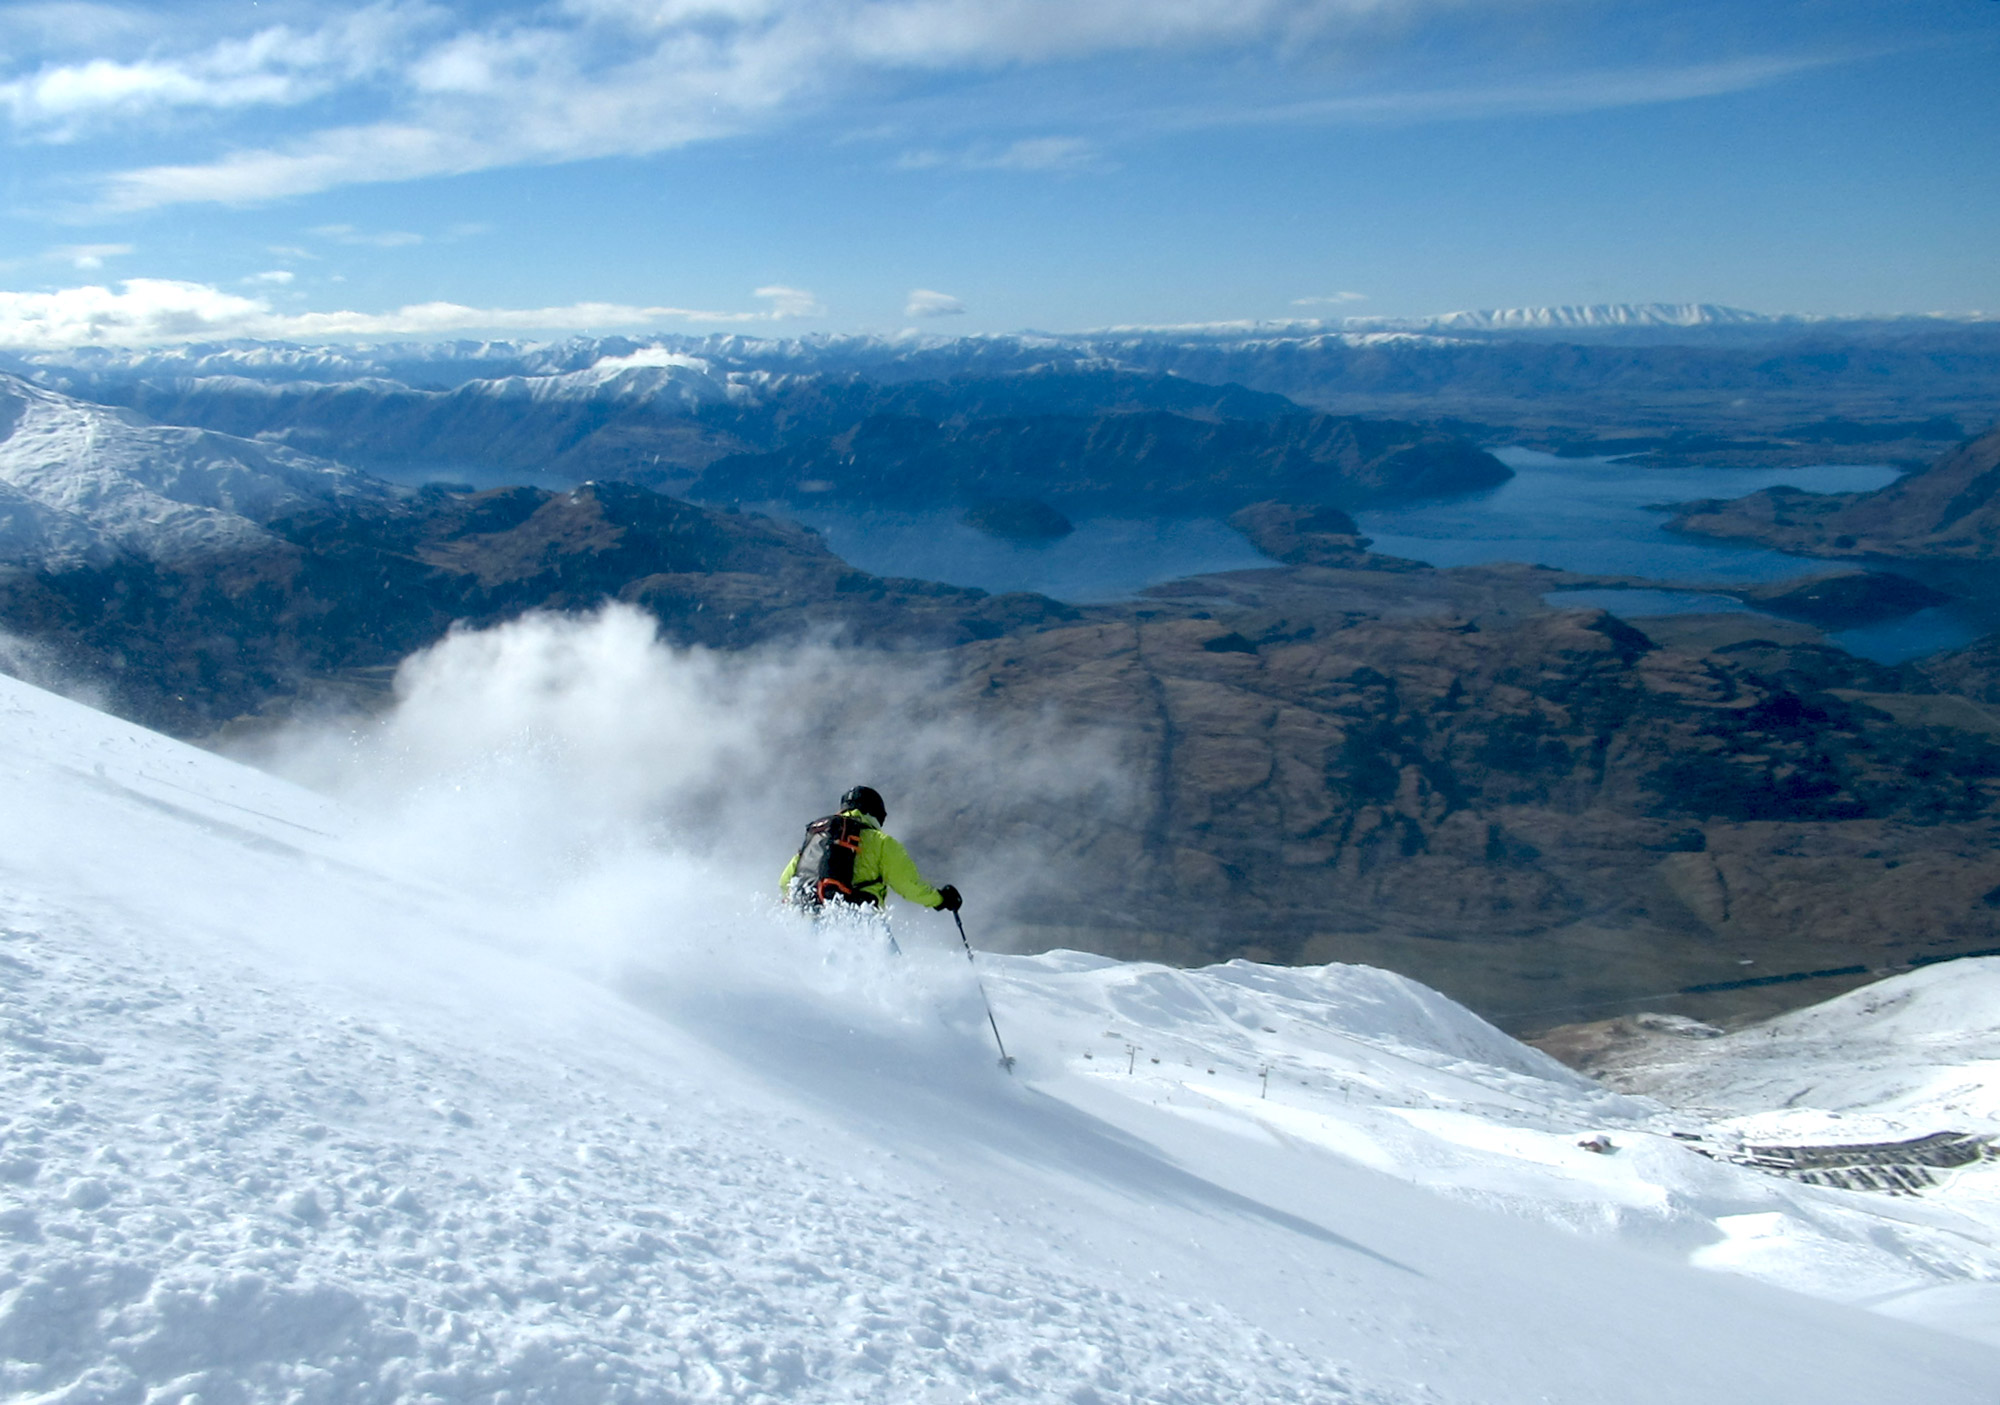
[904,288,966,318]
[47,0,1448,210]
[896,136,1102,172]
[1293,291,1367,306]
[0,3,164,53]
[311,223,426,248]
[0,2,1872,212]
[1177,52,1847,131]
[0,278,825,347]
[243,269,296,286]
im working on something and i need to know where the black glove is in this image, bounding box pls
[936,885,962,913]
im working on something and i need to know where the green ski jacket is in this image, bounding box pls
[780,809,947,909]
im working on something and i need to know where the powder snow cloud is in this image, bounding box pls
[250,605,1133,950]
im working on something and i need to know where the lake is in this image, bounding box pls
[388,447,1993,663]
[790,451,1916,600]
[1355,449,1998,663]
[1353,448,1904,583]
[782,449,1997,663]
[781,507,1275,603]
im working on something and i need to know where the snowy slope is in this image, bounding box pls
[1599,962,2000,1343]
[0,372,389,568]
[1611,959,2000,1135]
[985,955,2000,1341]
[2,668,1998,1402]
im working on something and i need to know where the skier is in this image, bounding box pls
[780,785,962,917]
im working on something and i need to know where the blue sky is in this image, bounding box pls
[1,0,1996,345]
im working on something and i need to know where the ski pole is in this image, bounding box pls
[953,910,1016,1073]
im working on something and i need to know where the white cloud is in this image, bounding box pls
[244,269,297,285]
[0,2,437,138]
[752,285,825,317]
[587,345,713,373]
[818,0,1365,68]
[0,278,826,348]
[47,242,131,270]
[904,288,965,318]
[1293,291,1367,306]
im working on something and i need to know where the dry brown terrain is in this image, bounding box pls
[937,555,2000,1029]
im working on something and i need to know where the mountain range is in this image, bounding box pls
[9,311,1998,475]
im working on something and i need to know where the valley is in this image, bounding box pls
[3,321,1998,1037]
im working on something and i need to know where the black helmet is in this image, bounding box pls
[840,785,887,822]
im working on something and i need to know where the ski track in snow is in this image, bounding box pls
[2,670,2000,1402]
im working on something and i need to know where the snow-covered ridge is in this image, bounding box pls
[2,659,1998,1401]
[1415,302,1780,331]
[458,358,767,409]
[0,372,389,569]
[1080,303,1784,336]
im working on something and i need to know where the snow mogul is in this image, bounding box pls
[781,785,962,920]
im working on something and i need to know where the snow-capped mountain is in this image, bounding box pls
[452,348,770,411]
[2,633,1998,1402]
[0,372,391,569]
[10,312,1994,474]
